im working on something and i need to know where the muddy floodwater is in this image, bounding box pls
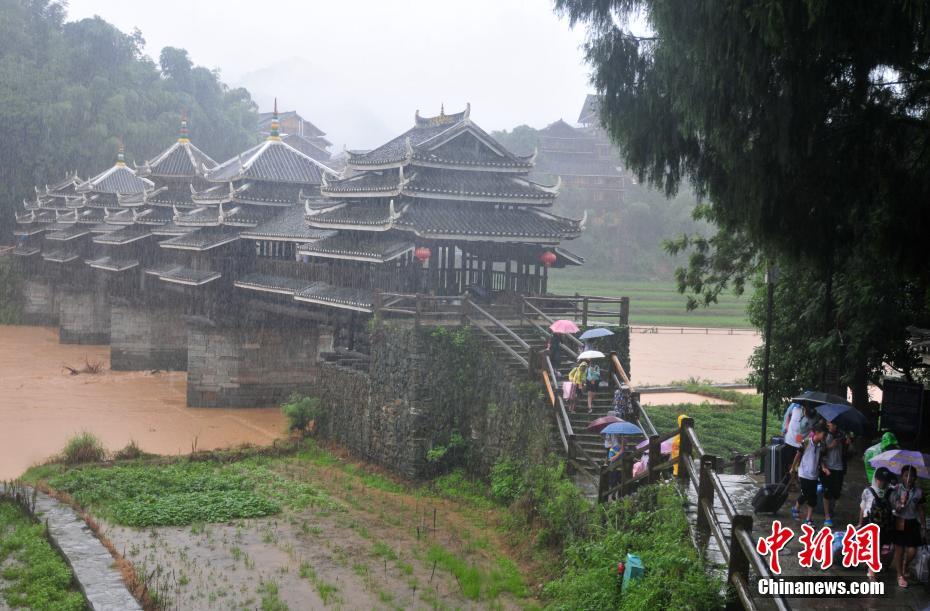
[0,324,758,479]
[0,325,286,480]
[630,329,759,386]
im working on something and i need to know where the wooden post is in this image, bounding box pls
[620,296,630,327]
[543,265,548,295]
[726,515,754,611]
[733,454,747,475]
[372,290,383,326]
[678,417,694,483]
[582,297,589,328]
[505,258,512,293]
[621,452,635,496]
[597,466,607,504]
[460,296,470,326]
[415,293,422,327]
[647,434,661,483]
[696,454,717,534]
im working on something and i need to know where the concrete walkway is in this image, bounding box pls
[2,485,141,611]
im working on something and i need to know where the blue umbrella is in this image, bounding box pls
[815,403,871,436]
[579,328,614,340]
[600,421,643,436]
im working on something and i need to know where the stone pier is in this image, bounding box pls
[22,278,59,326]
[58,283,110,345]
[186,318,329,407]
[110,303,188,371]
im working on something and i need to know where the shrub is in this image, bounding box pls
[61,432,106,464]
[112,439,146,461]
[518,459,592,548]
[281,394,322,433]
[489,457,524,505]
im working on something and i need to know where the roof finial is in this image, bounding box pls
[268,98,281,140]
[179,111,190,142]
[464,102,471,119]
[440,103,445,116]
[117,139,125,166]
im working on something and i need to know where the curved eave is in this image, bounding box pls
[396,227,579,244]
[234,280,298,297]
[409,158,532,173]
[320,186,401,198]
[346,159,405,171]
[160,272,221,286]
[402,189,555,205]
[292,295,372,313]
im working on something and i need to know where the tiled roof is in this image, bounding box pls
[102,209,134,225]
[394,203,582,242]
[239,206,337,242]
[148,185,199,206]
[42,248,80,263]
[321,169,401,195]
[175,204,275,227]
[77,164,153,195]
[297,233,413,263]
[159,226,241,251]
[306,203,394,228]
[207,140,332,185]
[150,222,192,237]
[92,225,152,245]
[158,267,221,286]
[142,141,216,177]
[86,256,139,272]
[89,223,119,234]
[190,181,304,206]
[131,206,175,225]
[234,273,313,296]
[13,226,46,237]
[403,168,557,203]
[12,245,41,257]
[45,225,92,241]
[347,122,456,166]
[76,209,106,224]
[294,282,373,312]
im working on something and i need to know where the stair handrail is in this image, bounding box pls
[521,298,584,352]
[610,352,658,438]
[468,300,530,351]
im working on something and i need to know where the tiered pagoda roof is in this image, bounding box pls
[305,104,583,251]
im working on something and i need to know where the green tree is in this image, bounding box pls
[0,0,259,242]
[557,0,930,406]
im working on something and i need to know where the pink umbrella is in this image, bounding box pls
[635,437,674,454]
[550,319,580,334]
[586,415,623,432]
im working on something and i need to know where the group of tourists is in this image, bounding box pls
[782,402,927,586]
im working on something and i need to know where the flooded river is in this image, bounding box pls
[0,324,758,479]
[0,325,286,480]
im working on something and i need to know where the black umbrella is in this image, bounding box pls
[790,390,850,406]
[815,403,873,436]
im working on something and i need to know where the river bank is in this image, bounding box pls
[0,324,757,479]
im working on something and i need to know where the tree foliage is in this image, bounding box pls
[557,0,930,404]
[0,0,258,241]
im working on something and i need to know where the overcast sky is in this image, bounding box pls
[65,0,593,150]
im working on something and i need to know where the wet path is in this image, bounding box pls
[0,326,286,479]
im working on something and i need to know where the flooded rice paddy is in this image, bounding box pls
[0,324,758,479]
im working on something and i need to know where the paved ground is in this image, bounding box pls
[686,457,930,609]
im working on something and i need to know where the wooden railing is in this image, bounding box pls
[524,293,629,327]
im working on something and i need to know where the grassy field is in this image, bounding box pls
[643,384,765,458]
[547,272,751,328]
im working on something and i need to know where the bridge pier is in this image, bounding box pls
[21,278,59,326]
[185,317,329,407]
[110,302,188,371]
[58,280,110,344]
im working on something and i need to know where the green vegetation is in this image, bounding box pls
[257,579,288,611]
[0,0,258,243]
[60,432,106,464]
[645,384,763,458]
[281,394,322,433]
[27,457,338,526]
[547,275,750,328]
[425,545,528,601]
[0,258,22,324]
[542,485,721,610]
[0,501,86,610]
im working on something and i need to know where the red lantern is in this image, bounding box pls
[539,251,557,267]
[414,246,432,264]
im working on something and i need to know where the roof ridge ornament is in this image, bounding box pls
[404,136,414,160]
[117,140,125,166]
[217,201,225,225]
[268,98,281,141]
[579,209,588,230]
[172,205,180,222]
[178,111,190,142]
[464,102,470,120]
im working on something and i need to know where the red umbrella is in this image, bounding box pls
[586,415,623,432]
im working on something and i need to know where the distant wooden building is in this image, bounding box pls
[535,95,626,205]
[258,109,332,163]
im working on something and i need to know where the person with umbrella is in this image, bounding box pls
[820,420,851,528]
[864,432,900,484]
[583,357,602,413]
[858,467,894,583]
[789,421,828,526]
[889,465,926,588]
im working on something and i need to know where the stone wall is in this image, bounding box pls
[110,304,188,371]
[186,318,329,407]
[58,285,110,345]
[22,278,59,325]
[315,324,550,480]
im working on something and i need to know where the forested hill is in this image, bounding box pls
[492,125,709,281]
[0,0,259,241]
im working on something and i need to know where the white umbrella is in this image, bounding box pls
[577,350,605,361]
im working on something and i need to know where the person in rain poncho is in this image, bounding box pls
[670,414,689,476]
[567,361,588,413]
[864,432,899,483]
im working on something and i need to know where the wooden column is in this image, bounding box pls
[678,417,694,483]
[505,259,512,293]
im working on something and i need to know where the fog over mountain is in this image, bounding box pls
[65,0,591,149]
